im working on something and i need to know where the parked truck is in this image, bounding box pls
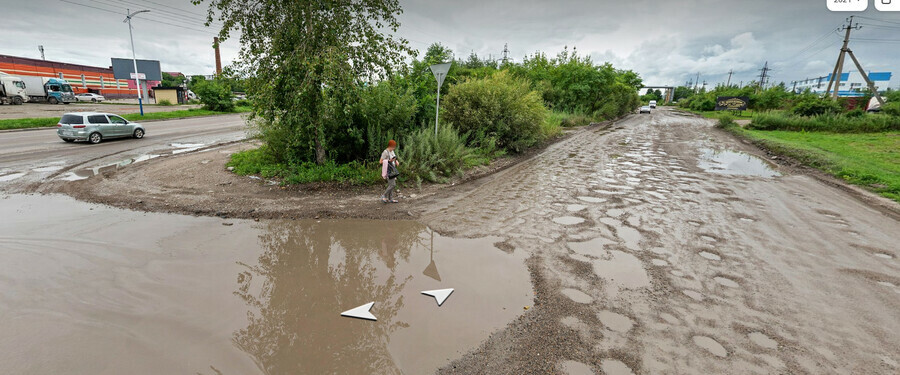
[21,76,76,104]
[0,73,28,105]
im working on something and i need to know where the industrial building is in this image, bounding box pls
[0,54,159,99]
[790,70,896,97]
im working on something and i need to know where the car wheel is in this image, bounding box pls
[89,132,102,144]
[91,98,97,102]
[48,97,58,105]
[12,97,22,105]
[63,139,75,143]
[133,129,144,139]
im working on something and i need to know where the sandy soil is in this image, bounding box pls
[24,108,900,373]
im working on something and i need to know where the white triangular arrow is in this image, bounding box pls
[421,288,454,306]
[341,302,377,321]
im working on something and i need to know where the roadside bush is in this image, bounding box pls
[689,97,716,111]
[716,114,736,129]
[401,124,474,184]
[845,109,865,118]
[157,99,174,106]
[749,112,900,132]
[234,99,251,107]
[227,147,381,185]
[442,71,548,153]
[791,97,842,117]
[540,112,564,140]
[882,102,900,117]
[192,79,235,112]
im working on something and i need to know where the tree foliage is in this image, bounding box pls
[196,0,411,165]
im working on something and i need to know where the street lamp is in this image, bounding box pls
[124,9,150,116]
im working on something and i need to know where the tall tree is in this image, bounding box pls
[195,0,411,164]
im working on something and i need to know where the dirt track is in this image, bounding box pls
[415,108,899,374]
[8,107,900,373]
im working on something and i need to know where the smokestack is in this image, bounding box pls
[214,37,222,75]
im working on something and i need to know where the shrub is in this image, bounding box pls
[401,124,474,184]
[749,112,900,132]
[157,99,174,106]
[791,97,842,117]
[227,147,381,185]
[882,102,900,117]
[442,71,548,153]
[690,97,716,111]
[717,114,736,129]
[192,79,235,112]
[845,109,865,118]
[234,99,251,107]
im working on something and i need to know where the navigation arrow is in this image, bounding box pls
[421,288,454,306]
[340,302,377,321]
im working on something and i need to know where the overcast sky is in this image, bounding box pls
[3,0,900,88]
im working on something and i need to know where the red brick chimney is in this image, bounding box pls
[214,37,222,75]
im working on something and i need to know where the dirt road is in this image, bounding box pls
[413,108,899,374]
[0,113,248,190]
[0,107,897,374]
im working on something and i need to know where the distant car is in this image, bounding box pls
[649,100,657,109]
[639,106,652,114]
[74,93,105,102]
[57,112,145,144]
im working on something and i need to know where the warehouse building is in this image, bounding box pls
[790,70,896,97]
[0,54,159,99]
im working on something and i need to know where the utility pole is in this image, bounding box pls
[38,45,45,60]
[824,16,884,105]
[726,69,733,87]
[757,61,770,93]
[502,43,510,65]
[124,9,150,116]
[694,73,700,93]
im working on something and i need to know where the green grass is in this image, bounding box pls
[749,112,900,133]
[0,106,251,131]
[683,108,756,120]
[728,126,900,202]
[228,147,382,186]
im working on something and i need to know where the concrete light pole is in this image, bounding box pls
[124,9,150,116]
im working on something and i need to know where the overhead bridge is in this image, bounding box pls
[641,86,675,104]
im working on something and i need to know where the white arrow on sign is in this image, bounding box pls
[340,302,377,321]
[421,288,454,306]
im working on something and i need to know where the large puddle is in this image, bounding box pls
[697,148,780,177]
[0,194,531,374]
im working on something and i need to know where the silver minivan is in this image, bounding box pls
[57,112,145,144]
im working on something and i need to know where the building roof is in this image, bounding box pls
[0,54,113,74]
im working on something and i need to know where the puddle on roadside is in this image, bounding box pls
[698,148,780,177]
[561,288,594,304]
[585,248,650,297]
[748,332,778,349]
[601,359,635,375]
[596,310,634,333]
[0,194,532,375]
[560,360,595,375]
[0,172,26,182]
[714,276,740,288]
[693,335,727,357]
[566,204,587,212]
[699,251,722,261]
[59,154,161,181]
[554,216,586,225]
[577,196,606,203]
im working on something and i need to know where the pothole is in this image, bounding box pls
[714,276,739,288]
[597,310,634,333]
[683,290,704,301]
[601,359,634,375]
[553,216,586,225]
[693,335,728,357]
[561,288,594,304]
[748,332,778,349]
[698,251,722,261]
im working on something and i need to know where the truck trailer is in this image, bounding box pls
[21,76,75,104]
[0,73,27,105]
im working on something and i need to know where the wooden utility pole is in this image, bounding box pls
[824,16,884,105]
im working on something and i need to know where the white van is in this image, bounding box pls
[649,100,657,109]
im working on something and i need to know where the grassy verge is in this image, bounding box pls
[0,106,251,131]
[228,147,382,185]
[724,124,900,203]
[682,108,756,120]
[748,112,900,133]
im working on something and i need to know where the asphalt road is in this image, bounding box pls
[0,114,248,190]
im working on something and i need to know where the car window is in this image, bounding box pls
[60,114,84,125]
[108,115,127,124]
[87,115,109,124]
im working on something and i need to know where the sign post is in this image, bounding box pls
[430,63,452,135]
[715,96,750,116]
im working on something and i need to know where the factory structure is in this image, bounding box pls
[0,54,161,99]
[790,70,896,97]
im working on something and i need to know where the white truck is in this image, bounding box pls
[649,100,657,109]
[0,73,28,105]
[21,76,76,104]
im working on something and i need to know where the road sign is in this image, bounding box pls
[429,63,452,135]
[130,72,146,80]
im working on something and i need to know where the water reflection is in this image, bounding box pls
[233,220,423,374]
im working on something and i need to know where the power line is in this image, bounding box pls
[60,0,217,35]
[108,0,223,27]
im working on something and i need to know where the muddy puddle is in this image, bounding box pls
[697,148,780,177]
[0,194,531,374]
